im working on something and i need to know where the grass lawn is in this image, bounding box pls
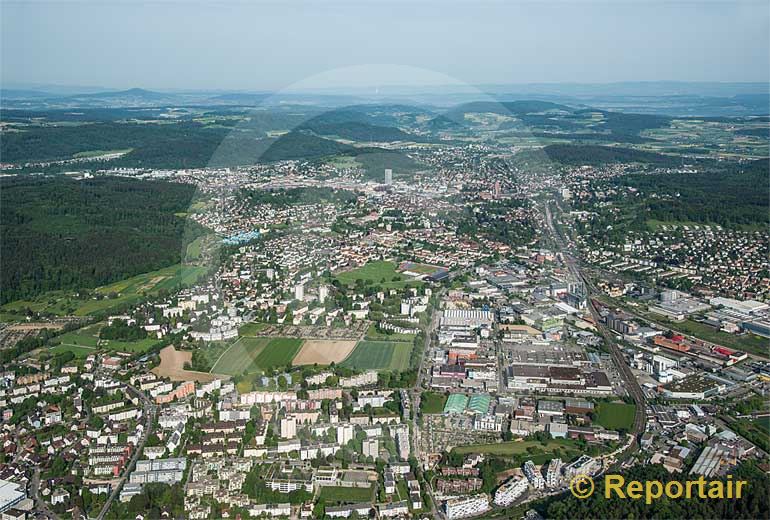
[335,260,420,289]
[239,322,268,337]
[57,331,99,348]
[341,340,412,371]
[49,344,96,359]
[101,338,160,354]
[754,416,770,435]
[452,438,580,458]
[2,264,206,317]
[595,402,636,431]
[318,485,373,504]
[212,337,303,375]
[365,323,416,342]
[420,392,448,414]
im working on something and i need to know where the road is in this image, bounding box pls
[93,379,157,520]
[544,202,646,458]
[30,468,59,520]
[411,305,442,519]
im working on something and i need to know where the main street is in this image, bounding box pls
[93,380,157,520]
[411,305,442,519]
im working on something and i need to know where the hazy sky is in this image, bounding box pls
[2,1,768,91]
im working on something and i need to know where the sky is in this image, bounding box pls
[2,0,768,91]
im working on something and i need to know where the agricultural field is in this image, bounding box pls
[153,345,222,383]
[211,337,270,375]
[212,337,303,375]
[595,402,636,431]
[335,260,420,289]
[291,340,358,366]
[251,338,303,371]
[318,485,374,504]
[340,340,412,371]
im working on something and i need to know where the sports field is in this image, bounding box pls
[595,402,636,430]
[340,340,412,371]
[318,485,374,504]
[212,337,303,375]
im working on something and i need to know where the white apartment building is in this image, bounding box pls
[444,494,490,519]
[493,477,528,506]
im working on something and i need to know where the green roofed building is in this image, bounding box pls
[443,394,469,414]
[467,394,491,414]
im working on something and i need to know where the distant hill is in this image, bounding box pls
[64,87,171,101]
[427,100,574,131]
[540,144,682,166]
[447,100,573,117]
[206,92,271,105]
[259,131,357,162]
[300,120,422,142]
[0,89,52,99]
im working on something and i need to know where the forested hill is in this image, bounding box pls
[618,158,770,228]
[0,176,198,305]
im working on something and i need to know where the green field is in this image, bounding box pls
[49,343,96,359]
[50,322,159,355]
[452,438,580,457]
[754,416,770,434]
[335,261,419,289]
[420,392,448,414]
[365,323,416,342]
[2,264,206,317]
[595,402,636,431]
[252,337,303,371]
[57,330,100,348]
[211,337,270,375]
[101,338,160,354]
[341,340,412,371]
[238,322,268,337]
[212,337,303,375]
[318,485,373,504]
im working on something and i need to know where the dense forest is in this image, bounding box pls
[0,176,198,304]
[1,121,230,165]
[542,144,684,166]
[543,462,770,520]
[619,158,769,228]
